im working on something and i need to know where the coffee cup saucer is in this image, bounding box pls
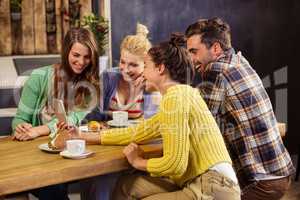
[60,149,94,159]
[107,120,130,127]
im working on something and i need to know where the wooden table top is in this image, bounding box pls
[0,122,286,196]
[0,136,162,196]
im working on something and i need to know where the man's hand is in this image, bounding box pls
[123,143,147,171]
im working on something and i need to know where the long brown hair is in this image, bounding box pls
[54,28,100,112]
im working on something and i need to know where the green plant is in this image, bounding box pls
[10,0,22,12]
[80,14,109,56]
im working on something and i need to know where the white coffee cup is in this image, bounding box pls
[112,111,128,125]
[66,139,86,155]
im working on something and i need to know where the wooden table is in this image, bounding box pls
[0,122,286,197]
[0,136,162,197]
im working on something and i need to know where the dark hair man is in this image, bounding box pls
[185,17,294,200]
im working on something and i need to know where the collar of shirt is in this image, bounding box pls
[200,48,236,78]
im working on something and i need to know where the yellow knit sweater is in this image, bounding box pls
[101,85,232,186]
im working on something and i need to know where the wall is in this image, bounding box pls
[111,0,300,153]
[0,0,92,56]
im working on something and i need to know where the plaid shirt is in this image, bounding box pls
[196,48,295,188]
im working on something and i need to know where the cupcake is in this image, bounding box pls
[88,121,101,132]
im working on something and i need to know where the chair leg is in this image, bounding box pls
[295,145,300,181]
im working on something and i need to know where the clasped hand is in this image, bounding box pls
[123,142,147,171]
[13,123,39,141]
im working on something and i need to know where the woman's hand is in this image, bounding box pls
[57,121,75,131]
[13,123,41,141]
[128,73,145,101]
[52,129,74,149]
[123,143,147,171]
[56,121,102,146]
[133,73,146,89]
[15,123,32,134]
[68,127,102,145]
[13,129,39,141]
[99,122,109,130]
[13,124,50,141]
[66,126,81,138]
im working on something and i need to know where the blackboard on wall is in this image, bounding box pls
[111,0,256,67]
[111,0,300,153]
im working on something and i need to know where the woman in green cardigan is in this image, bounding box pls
[12,27,100,141]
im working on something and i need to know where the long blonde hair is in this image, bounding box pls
[120,23,151,56]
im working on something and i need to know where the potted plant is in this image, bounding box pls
[10,0,22,20]
[80,13,109,56]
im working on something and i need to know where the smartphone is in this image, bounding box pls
[53,98,68,123]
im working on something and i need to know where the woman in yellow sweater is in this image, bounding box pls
[57,34,240,199]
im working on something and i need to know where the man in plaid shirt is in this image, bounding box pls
[185,17,294,200]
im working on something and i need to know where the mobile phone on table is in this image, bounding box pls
[53,98,68,123]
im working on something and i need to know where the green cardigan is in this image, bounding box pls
[12,66,88,138]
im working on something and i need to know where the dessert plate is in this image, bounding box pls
[38,143,62,153]
[107,120,130,127]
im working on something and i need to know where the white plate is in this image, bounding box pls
[107,120,130,127]
[38,143,62,153]
[60,150,94,159]
[128,120,141,125]
[79,125,89,132]
[106,120,141,127]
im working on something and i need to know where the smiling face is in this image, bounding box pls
[119,50,144,82]
[143,54,160,92]
[186,34,215,73]
[68,42,91,74]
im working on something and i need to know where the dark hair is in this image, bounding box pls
[185,17,231,51]
[148,33,194,84]
[54,27,100,111]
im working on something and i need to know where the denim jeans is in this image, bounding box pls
[31,184,69,200]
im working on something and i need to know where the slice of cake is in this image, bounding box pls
[48,129,70,150]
